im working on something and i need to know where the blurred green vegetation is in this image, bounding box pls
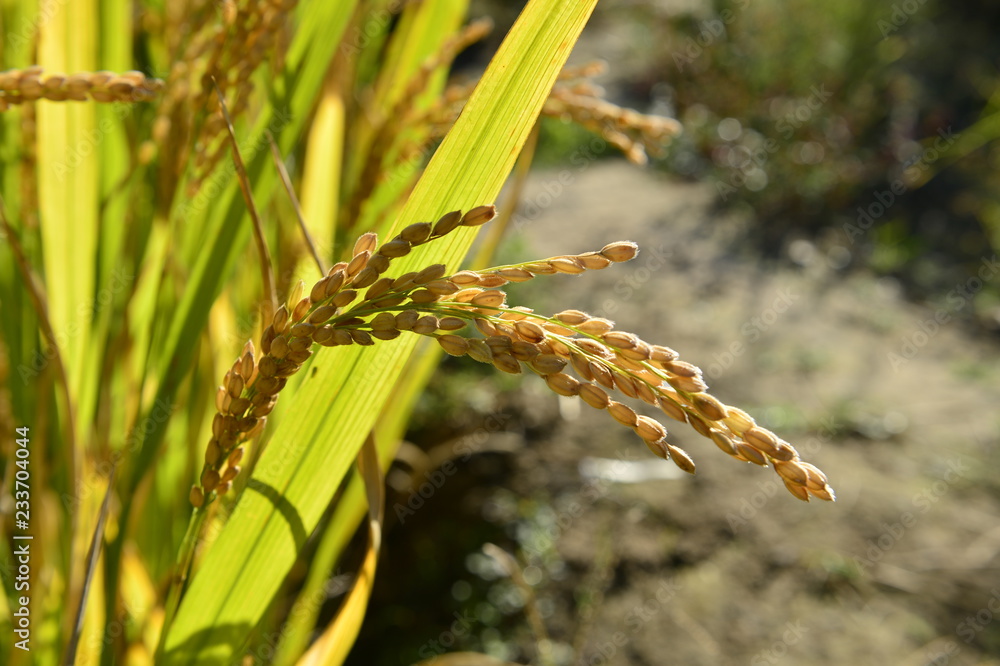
[488,0,1000,328]
[353,1,1000,662]
[627,0,999,320]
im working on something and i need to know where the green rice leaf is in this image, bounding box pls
[162,1,598,663]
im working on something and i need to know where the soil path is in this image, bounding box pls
[355,161,1000,666]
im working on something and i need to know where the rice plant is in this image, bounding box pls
[0,1,832,664]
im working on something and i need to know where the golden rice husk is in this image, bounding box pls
[400,222,432,244]
[657,395,689,423]
[554,309,589,325]
[709,429,738,456]
[608,401,638,427]
[467,339,494,363]
[353,231,378,256]
[412,316,440,335]
[783,479,811,502]
[531,354,568,375]
[579,383,611,409]
[451,270,481,286]
[414,264,448,284]
[514,320,546,343]
[612,373,640,399]
[493,353,522,374]
[350,330,374,345]
[634,415,667,443]
[692,393,728,422]
[665,444,696,474]
[438,317,466,331]
[308,305,338,324]
[510,340,541,361]
[460,205,496,227]
[589,362,615,389]
[438,335,470,356]
[575,252,612,270]
[570,352,594,381]
[744,427,782,457]
[549,256,586,274]
[600,241,639,262]
[395,310,420,331]
[433,210,464,236]
[378,239,412,258]
[735,442,768,466]
[577,318,615,335]
[774,460,810,487]
[545,372,581,396]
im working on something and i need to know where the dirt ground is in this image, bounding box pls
[349,161,1000,666]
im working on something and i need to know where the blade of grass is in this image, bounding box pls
[270,470,365,666]
[297,57,348,268]
[342,0,469,228]
[104,2,361,657]
[273,357,419,665]
[63,465,116,666]
[0,196,76,458]
[86,0,133,484]
[122,0,358,499]
[36,2,97,646]
[162,2,598,663]
[296,434,383,666]
[215,79,278,324]
[0,196,81,658]
[269,133,326,276]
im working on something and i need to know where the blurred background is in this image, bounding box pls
[344,0,1000,664]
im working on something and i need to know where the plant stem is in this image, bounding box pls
[156,505,209,659]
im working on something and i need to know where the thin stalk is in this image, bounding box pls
[0,195,82,631]
[63,465,116,666]
[213,79,278,326]
[156,505,209,659]
[267,132,327,276]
